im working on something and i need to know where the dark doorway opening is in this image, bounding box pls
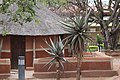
[11,35,25,69]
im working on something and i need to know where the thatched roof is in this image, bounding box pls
[0,3,66,36]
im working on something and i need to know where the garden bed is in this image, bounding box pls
[33,52,118,78]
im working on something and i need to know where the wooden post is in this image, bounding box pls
[0,38,3,58]
[33,38,36,58]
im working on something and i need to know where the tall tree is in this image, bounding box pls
[0,0,37,25]
[62,9,92,80]
[39,0,67,7]
[92,0,120,50]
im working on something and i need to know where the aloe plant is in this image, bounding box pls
[61,10,92,80]
[41,37,67,80]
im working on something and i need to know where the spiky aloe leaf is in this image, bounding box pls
[61,10,93,55]
[60,21,74,29]
[41,37,68,72]
[58,60,64,71]
[58,36,64,48]
[49,38,56,49]
[47,58,56,71]
[40,45,55,56]
[42,58,56,70]
[44,39,54,50]
[77,16,85,28]
[60,57,68,63]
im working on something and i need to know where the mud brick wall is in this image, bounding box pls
[0,59,11,73]
[34,56,112,72]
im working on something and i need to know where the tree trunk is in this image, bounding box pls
[100,24,110,50]
[0,52,1,58]
[76,57,81,80]
[109,30,120,50]
[56,62,60,80]
[104,40,109,50]
[76,53,82,80]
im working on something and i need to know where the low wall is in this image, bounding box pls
[33,52,118,77]
[0,59,11,78]
[105,50,120,56]
[34,55,112,72]
[0,59,11,73]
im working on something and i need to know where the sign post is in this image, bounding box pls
[18,56,25,80]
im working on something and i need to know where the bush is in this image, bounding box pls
[87,46,98,52]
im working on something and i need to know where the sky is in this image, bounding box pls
[88,0,109,3]
[88,0,109,6]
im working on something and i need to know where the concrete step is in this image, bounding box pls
[33,70,118,79]
[0,73,10,79]
[81,70,118,77]
[7,70,35,80]
[26,67,34,70]
[33,71,76,78]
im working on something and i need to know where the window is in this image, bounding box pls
[90,28,96,32]
[108,28,111,32]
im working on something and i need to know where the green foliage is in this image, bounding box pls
[41,37,67,71]
[0,0,37,25]
[87,45,98,52]
[96,34,103,44]
[39,0,67,7]
[87,44,104,52]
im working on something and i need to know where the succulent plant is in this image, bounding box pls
[41,36,67,80]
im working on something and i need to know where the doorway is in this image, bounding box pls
[11,35,25,69]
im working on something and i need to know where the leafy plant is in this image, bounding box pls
[96,34,103,44]
[39,0,67,9]
[61,9,92,80]
[96,34,103,51]
[0,0,37,25]
[87,45,98,52]
[41,37,67,80]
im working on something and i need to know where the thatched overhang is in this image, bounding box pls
[0,3,67,36]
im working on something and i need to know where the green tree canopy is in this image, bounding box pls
[0,0,37,25]
[39,0,67,7]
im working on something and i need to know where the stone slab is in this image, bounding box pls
[33,70,118,78]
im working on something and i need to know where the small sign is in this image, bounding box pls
[18,56,25,65]
[18,59,25,65]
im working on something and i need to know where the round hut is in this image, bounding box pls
[0,3,66,69]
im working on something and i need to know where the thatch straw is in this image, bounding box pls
[0,3,66,36]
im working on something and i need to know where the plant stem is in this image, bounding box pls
[56,62,60,80]
[76,54,81,80]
